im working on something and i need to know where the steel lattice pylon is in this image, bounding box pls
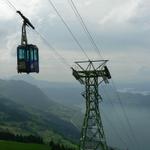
[72,60,111,150]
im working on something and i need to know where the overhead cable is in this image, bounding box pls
[4,0,17,11]
[68,0,140,146]
[68,0,103,59]
[110,79,141,150]
[35,30,71,68]
[47,0,90,60]
[68,0,142,148]
[101,109,128,149]
[101,84,138,149]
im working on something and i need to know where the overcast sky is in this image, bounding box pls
[0,0,150,83]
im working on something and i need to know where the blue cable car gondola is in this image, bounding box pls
[17,44,39,73]
[17,11,39,74]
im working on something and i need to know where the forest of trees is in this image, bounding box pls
[0,131,43,144]
[0,130,77,150]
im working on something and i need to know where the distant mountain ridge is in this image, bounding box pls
[9,75,150,108]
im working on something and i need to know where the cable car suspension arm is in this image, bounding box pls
[17,11,35,45]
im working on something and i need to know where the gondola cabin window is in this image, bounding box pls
[18,48,25,60]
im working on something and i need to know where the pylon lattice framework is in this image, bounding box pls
[72,60,111,150]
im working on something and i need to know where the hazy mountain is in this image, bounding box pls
[10,75,83,107]
[0,79,81,143]
[0,96,30,122]
[4,76,150,150]
[10,75,150,108]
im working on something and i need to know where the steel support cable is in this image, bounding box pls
[44,1,139,149]
[101,109,128,149]
[34,30,71,68]
[4,0,17,11]
[68,0,103,59]
[110,79,141,150]
[47,0,90,60]
[67,2,130,147]
[100,84,135,149]
[67,3,131,144]
[100,85,130,146]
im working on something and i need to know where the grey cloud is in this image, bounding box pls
[0,0,150,82]
[129,0,150,26]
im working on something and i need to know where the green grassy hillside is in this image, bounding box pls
[0,140,51,150]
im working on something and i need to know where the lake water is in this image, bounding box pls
[101,104,150,150]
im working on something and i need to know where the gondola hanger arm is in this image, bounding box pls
[16,10,35,30]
